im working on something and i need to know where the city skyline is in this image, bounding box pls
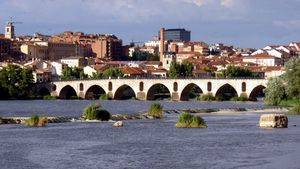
[0,0,300,48]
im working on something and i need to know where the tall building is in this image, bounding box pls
[91,35,123,60]
[5,22,15,39]
[158,28,191,42]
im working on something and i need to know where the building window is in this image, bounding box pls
[242,82,246,92]
[79,83,84,91]
[173,82,178,92]
[6,28,9,32]
[139,82,144,91]
[207,82,212,92]
[109,82,113,91]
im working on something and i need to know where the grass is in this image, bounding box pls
[43,95,57,100]
[175,112,207,128]
[99,94,109,100]
[289,105,300,115]
[83,104,111,121]
[148,102,164,119]
[25,115,48,127]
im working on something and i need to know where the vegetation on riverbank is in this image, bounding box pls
[197,94,216,101]
[83,104,111,121]
[231,94,249,102]
[99,94,109,100]
[264,58,300,114]
[175,113,207,128]
[43,95,57,100]
[148,103,163,119]
[25,115,47,127]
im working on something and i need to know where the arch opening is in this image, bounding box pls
[114,85,136,100]
[249,85,266,101]
[147,83,171,100]
[59,85,77,99]
[215,84,238,101]
[180,83,203,101]
[85,85,106,100]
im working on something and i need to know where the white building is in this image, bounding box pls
[83,66,97,77]
[51,61,67,76]
[243,54,282,66]
[60,56,85,68]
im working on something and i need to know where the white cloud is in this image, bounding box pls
[182,0,207,7]
[220,0,234,7]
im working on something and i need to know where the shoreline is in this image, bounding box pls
[0,107,289,125]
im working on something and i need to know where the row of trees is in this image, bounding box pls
[130,51,159,61]
[61,67,124,80]
[0,65,34,99]
[265,58,300,105]
[168,61,194,78]
[219,65,259,78]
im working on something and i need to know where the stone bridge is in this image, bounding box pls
[37,78,268,101]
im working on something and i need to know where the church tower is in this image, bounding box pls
[5,22,15,39]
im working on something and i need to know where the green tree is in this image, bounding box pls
[0,65,34,99]
[103,68,124,78]
[61,67,87,80]
[91,72,103,79]
[264,77,286,105]
[284,58,300,99]
[131,51,159,61]
[168,61,194,78]
[220,65,257,78]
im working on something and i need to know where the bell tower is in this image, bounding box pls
[5,22,15,39]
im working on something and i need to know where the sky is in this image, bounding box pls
[0,0,300,48]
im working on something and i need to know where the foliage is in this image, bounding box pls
[61,67,87,80]
[43,95,57,100]
[279,99,300,107]
[103,68,124,78]
[130,51,159,61]
[284,58,300,99]
[231,93,249,101]
[91,72,103,79]
[289,105,300,115]
[175,112,207,128]
[198,94,216,101]
[0,65,34,99]
[148,102,163,119]
[264,77,286,106]
[168,61,193,78]
[83,104,111,121]
[99,94,109,100]
[220,65,257,78]
[25,115,47,127]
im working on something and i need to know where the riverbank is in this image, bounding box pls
[0,107,289,125]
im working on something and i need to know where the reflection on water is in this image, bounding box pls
[0,114,299,169]
[0,100,267,117]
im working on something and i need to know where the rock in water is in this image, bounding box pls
[113,121,123,127]
[259,114,288,128]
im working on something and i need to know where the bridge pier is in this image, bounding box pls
[78,92,85,99]
[171,92,180,101]
[107,92,114,99]
[136,92,146,100]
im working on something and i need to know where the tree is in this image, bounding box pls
[131,51,159,61]
[91,72,103,79]
[284,58,300,99]
[61,67,87,80]
[103,68,124,78]
[0,65,34,99]
[220,65,257,78]
[168,61,194,78]
[264,77,286,105]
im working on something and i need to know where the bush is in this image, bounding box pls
[43,95,57,100]
[83,104,111,121]
[25,115,47,127]
[264,77,286,105]
[99,94,109,100]
[148,103,163,119]
[175,112,207,128]
[289,105,300,115]
[70,96,82,100]
[231,94,249,102]
[198,94,216,101]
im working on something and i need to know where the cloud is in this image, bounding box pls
[181,0,207,7]
[273,20,300,30]
[220,0,234,7]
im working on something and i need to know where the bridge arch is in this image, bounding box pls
[147,83,171,100]
[114,85,136,100]
[249,85,266,101]
[215,83,238,100]
[59,85,77,99]
[85,85,106,100]
[180,83,203,101]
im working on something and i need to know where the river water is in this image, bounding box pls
[0,100,300,169]
[0,100,267,117]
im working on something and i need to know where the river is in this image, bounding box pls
[0,100,299,169]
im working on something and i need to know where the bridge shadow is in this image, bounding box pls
[215,84,238,101]
[114,85,136,100]
[147,83,171,100]
[180,83,203,101]
[85,85,106,100]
